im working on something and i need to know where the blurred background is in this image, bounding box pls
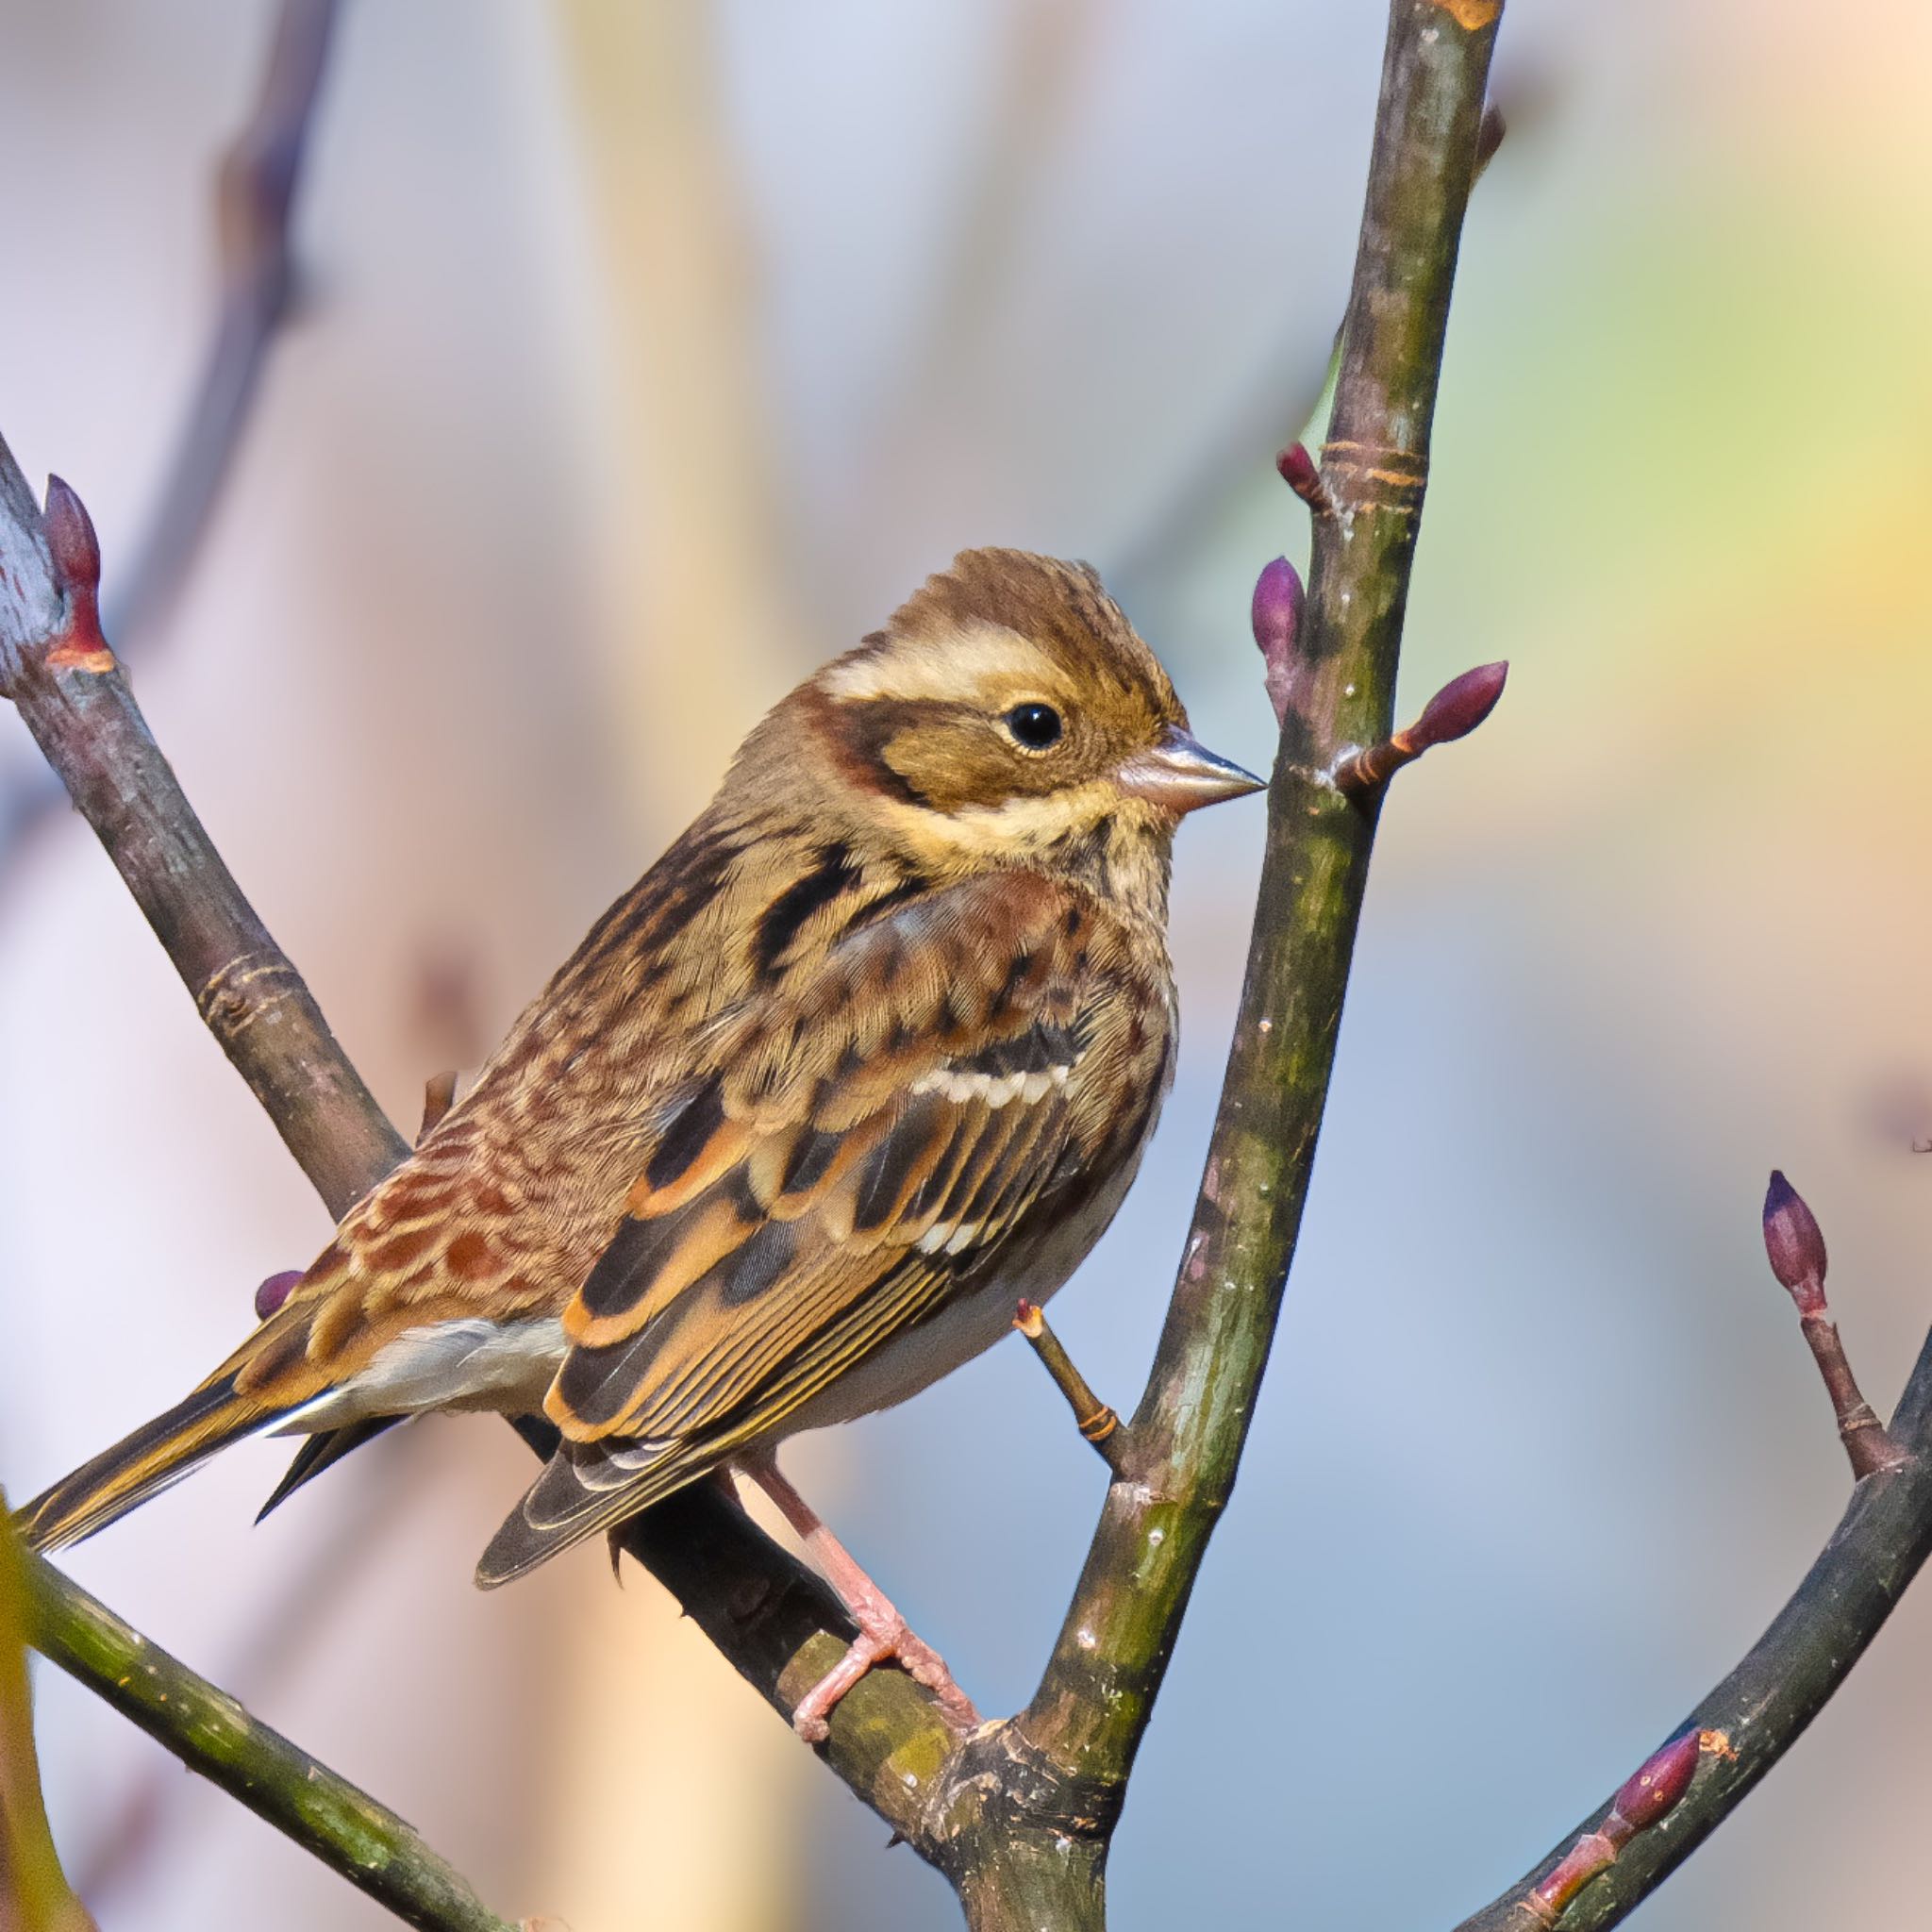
[3,1,1930,1926]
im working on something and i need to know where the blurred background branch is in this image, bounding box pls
[0,0,339,874]
[108,0,341,647]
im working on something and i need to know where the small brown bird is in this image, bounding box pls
[19,549,1261,1737]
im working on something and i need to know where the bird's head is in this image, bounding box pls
[742,549,1262,909]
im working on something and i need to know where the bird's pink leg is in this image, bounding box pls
[737,1453,979,1743]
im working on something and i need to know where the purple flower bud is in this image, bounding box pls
[255,1269,303,1321]
[1407,660,1507,752]
[1610,1730,1700,1834]
[1274,442,1327,511]
[1251,557,1304,726]
[1763,1171,1827,1309]
[42,475,100,597]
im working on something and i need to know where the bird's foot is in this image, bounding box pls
[790,1587,979,1743]
[736,1451,980,1743]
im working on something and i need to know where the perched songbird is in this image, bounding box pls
[19,549,1262,1737]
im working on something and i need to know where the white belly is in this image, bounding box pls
[275,1316,568,1434]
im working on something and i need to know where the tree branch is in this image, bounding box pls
[987,0,1504,1880]
[0,441,964,1902]
[1451,1183,1932,1930]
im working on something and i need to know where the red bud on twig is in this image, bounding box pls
[41,475,115,675]
[1275,442,1333,517]
[255,1269,303,1321]
[1523,1729,1705,1924]
[1608,1729,1701,1834]
[1760,1172,1908,1481]
[42,476,99,597]
[1334,660,1508,796]
[1404,660,1508,754]
[1250,557,1305,727]
[1762,1170,1826,1312]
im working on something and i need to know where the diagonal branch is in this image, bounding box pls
[15,1524,514,1932]
[1451,1189,1932,1931]
[0,441,963,1900]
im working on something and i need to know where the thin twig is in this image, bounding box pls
[1331,658,1508,797]
[1012,1302,1125,1474]
[1449,1173,1932,1931]
[1450,1399,1932,1931]
[1761,1172,1907,1479]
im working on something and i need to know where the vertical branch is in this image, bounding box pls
[1008,0,1502,1821]
[0,1512,92,1932]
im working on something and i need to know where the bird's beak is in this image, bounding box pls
[1115,724,1266,814]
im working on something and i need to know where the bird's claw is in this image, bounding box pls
[791,1611,979,1743]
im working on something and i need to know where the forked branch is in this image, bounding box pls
[15,8,1923,1931]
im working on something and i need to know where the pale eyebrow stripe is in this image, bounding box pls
[820,625,1052,703]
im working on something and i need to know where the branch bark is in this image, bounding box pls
[1452,1272,1932,1927]
[929,10,1502,1921]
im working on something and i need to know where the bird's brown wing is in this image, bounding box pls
[478,872,1108,1583]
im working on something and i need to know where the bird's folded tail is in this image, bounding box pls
[13,1375,289,1555]
[475,1431,703,1588]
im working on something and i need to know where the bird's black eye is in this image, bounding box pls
[1003,702,1063,750]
